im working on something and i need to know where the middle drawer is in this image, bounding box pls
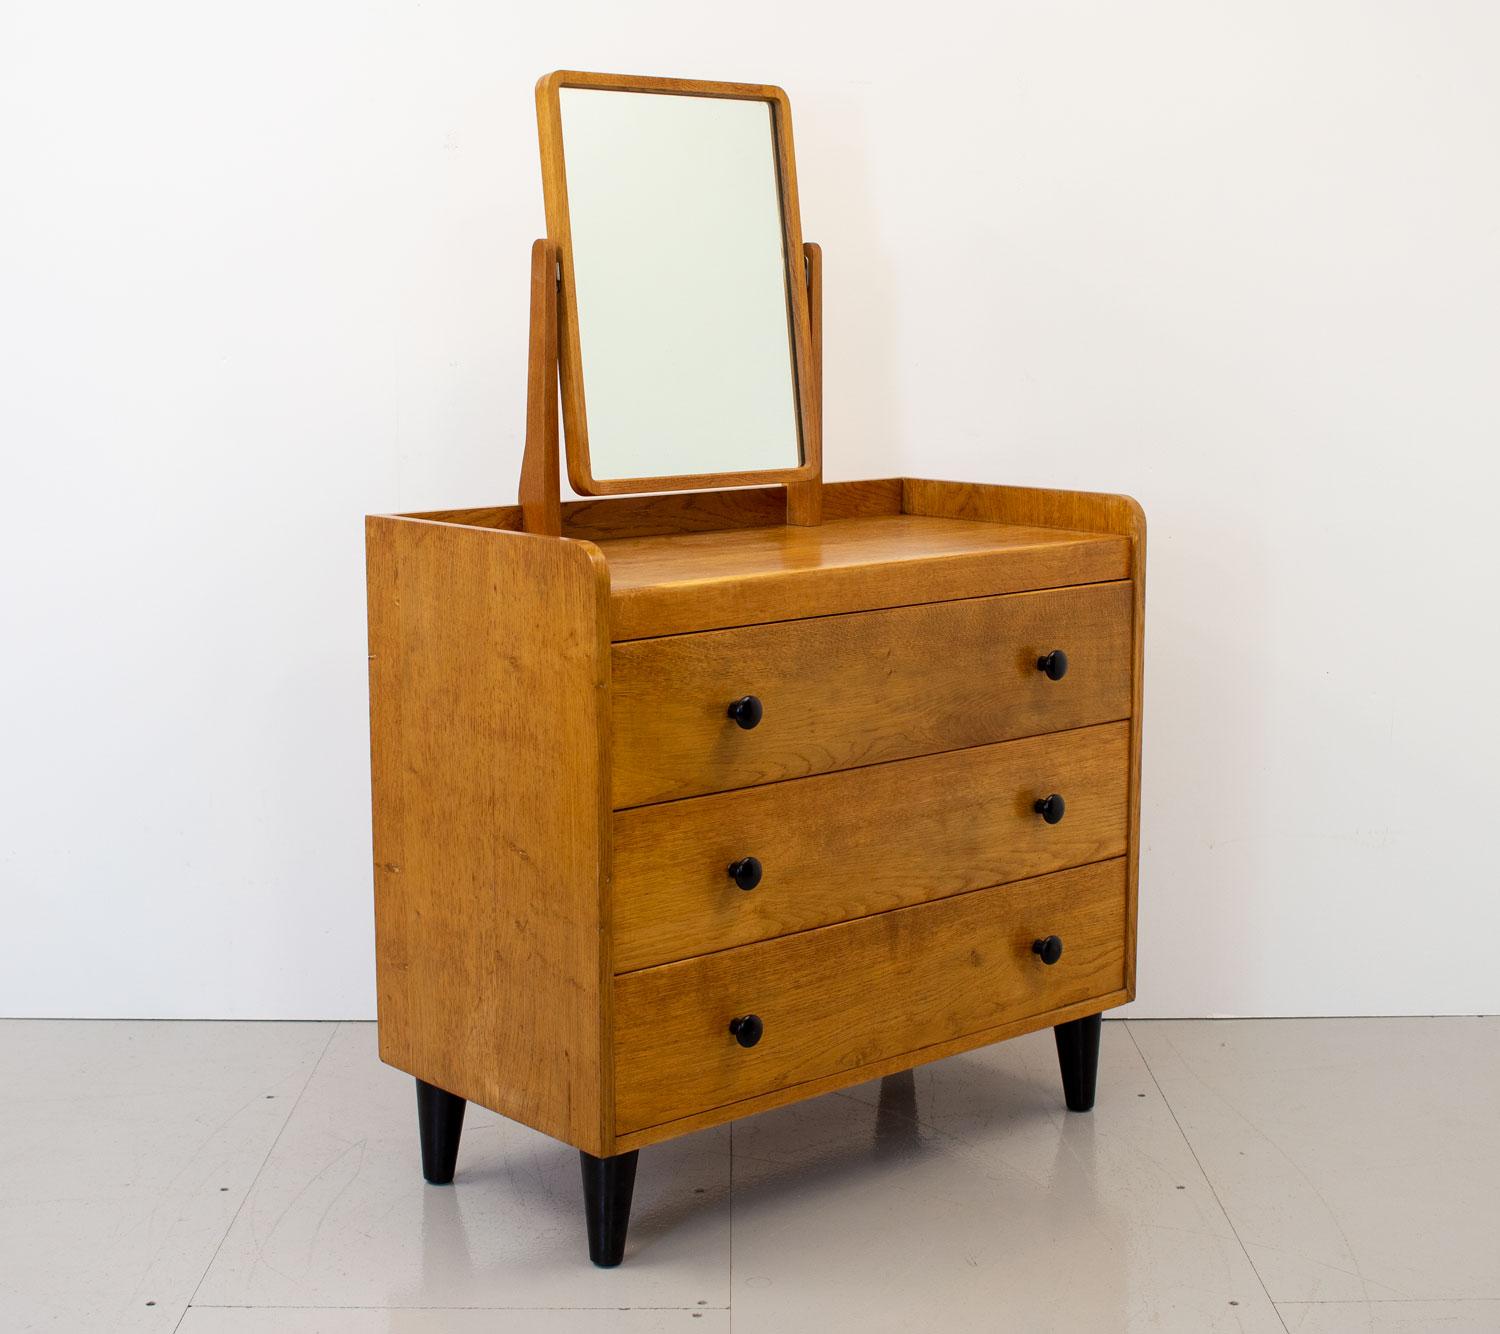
[613,720,1129,972]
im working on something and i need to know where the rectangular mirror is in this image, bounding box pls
[537,72,819,495]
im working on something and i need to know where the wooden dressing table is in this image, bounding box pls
[366,70,1145,1267]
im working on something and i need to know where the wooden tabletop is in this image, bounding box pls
[594,512,1131,639]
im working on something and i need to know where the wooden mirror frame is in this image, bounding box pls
[535,70,822,498]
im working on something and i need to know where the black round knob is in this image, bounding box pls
[727,856,763,891]
[1034,793,1066,825]
[1032,936,1063,966]
[1037,650,1069,681]
[727,695,763,730]
[729,1014,764,1048]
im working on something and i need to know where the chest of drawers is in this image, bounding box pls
[366,475,1145,1265]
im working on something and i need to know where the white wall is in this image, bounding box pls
[3,1,1497,1019]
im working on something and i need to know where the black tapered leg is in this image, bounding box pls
[874,1068,919,1159]
[1054,1013,1103,1112]
[580,1149,639,1267]
[415,1079,466,1184]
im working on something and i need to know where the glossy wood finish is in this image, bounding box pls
[366,517,614,1155]
[536,70,821,497]
[611,580,1133,807]
[406,477,902,543]
[611,990,1128,1153]
[518,239,562,536]
[904,479,1147,998]
[368,478,1145,1167]
[784,240,823,525]
[600,512,1130,640]
[373,103,1148,1254]
[903,479,1147,542]
[613,859,1128,1135]
[614,721,1129,971]
[409,490,1129,641]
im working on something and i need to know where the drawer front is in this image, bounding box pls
[614,721,1129,972]
[610,581,1132,808]
[613,859,1127,1134]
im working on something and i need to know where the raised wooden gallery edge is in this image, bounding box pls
[400,477,1135,640]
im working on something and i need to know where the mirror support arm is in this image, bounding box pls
[519,238,563,536]
[785,241,824,526]
[520,237,822,534]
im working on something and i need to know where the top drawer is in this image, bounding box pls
[611,580,1132,808]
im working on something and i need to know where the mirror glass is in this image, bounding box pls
[558,88,802,483]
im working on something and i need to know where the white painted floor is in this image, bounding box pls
[1,1019,1496,1333]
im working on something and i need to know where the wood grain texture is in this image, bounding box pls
[568,490,785,541]
[903,478,1146,542]
[784,240,822,525]
[613,722,1129,971]
[366,516,615,1155]
[816,477,903,521]
[601,513,1130,639]
[404,478,902,543]
[368,477,1146,1155]
[518,238,561,536]
[611,580,1133,807]
[612,988,1129,1152]
[903,479,1146,999]
[614,859,1129,1134]
[536,70,821,497]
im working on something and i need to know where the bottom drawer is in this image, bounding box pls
[614,858,1127,1134]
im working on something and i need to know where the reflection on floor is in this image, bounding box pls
[2,1017,1496,1333]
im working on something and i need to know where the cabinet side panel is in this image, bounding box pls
[366,517,612,1153]
[903,479,1146,999]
